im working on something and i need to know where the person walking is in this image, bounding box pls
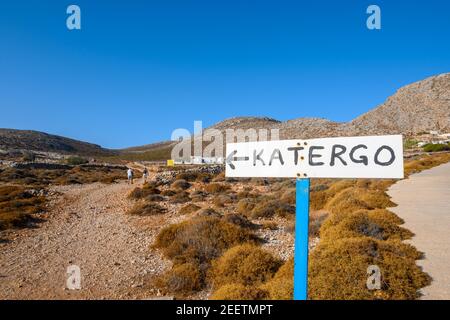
[142,167,148,183]
[127,168,134,185]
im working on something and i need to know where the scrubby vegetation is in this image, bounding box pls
[0,185,46,231]
[423,143,450,153]
[0,165,127,186]
[152,216,258,297]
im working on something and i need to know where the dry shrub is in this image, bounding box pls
[320,209,413,242]
[309,211,328,237]
[404,153,450,176]
[204,183,230,194]
[154,216,256,267]
[0,185,46,230]
[170,190,191,203]
[236,198,256,215]
[146,194,164,202]
[308,238,430,300]
[212,172,225,182]
[190,190,207,202]
[261,258,293,300]
[325,188,370,214]
[175,172,199,182]
[127,202,167,216]
[326,188,395,215]
[128,185,160,199]
[197,207,222,218]
[250,199,295,219]
[223,214,255,229]
[259,221,278,230]
[237,190,258,200]
[280,189,295,205]
[156,263,202,296]
[210,244,282,288]
[171,179,191,190]
[213,194,235,207]
[179,203,201,215]
[211,284,268,300]
[197,173,213,183]
[161,189,176,197]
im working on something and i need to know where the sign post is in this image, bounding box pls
[225,135,404,300]
[294,178,310,300]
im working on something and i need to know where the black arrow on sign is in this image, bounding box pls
[226,150,249,170]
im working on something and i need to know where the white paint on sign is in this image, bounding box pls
[225,135,404,178]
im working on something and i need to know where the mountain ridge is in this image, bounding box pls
[1,73,449,157]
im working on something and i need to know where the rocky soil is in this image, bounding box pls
[0,181,172,299]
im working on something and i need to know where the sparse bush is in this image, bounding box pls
[308,238,430,300]
[223,214,255,229]
[236,198,256,215]
[280,189,295,205]
[320,210,413,242]
[171,179,191,190]
[170,190,191,203]
[155,263,202,296]
[204,183,230,194]
[210,244,282,288]
[250,199,295,219]
[127,202,167,216]
[190,190,207,202]
[22,151,36,162]
[66,156,88,165]
[0,185,45,231]
[423,143,450,153]
[179,203,201,215]
[197,207,222,218]
[146,194,164,202]
[211,284,268,300]
[128,185,161,200]
[261,258,293,300]
[154,216,256,267]
[161,189,176,197]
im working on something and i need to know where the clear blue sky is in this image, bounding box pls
[1,0,449,149]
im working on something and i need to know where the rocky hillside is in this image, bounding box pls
[348,73,450,135]
[1,73,448,158]
[204,73,450,140]
[0,129,115,156]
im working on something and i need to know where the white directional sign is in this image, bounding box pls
[225,135,404,178]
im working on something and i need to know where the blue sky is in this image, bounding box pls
[1,0,449,148]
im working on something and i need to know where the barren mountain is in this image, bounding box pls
[202,73,450,140]
[347,73,450,135]
[1,73,449,158]
[0,129,114,156]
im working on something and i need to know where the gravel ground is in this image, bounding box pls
[0,181,171,299]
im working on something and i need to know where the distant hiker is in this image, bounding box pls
[127,168,134,185]
[142,167,149,183]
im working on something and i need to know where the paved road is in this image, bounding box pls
[388,162,450,300]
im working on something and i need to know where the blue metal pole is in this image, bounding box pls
[294,178,310,300]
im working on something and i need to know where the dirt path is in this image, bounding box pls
[0,181,170,299]
[388,161,450,300]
